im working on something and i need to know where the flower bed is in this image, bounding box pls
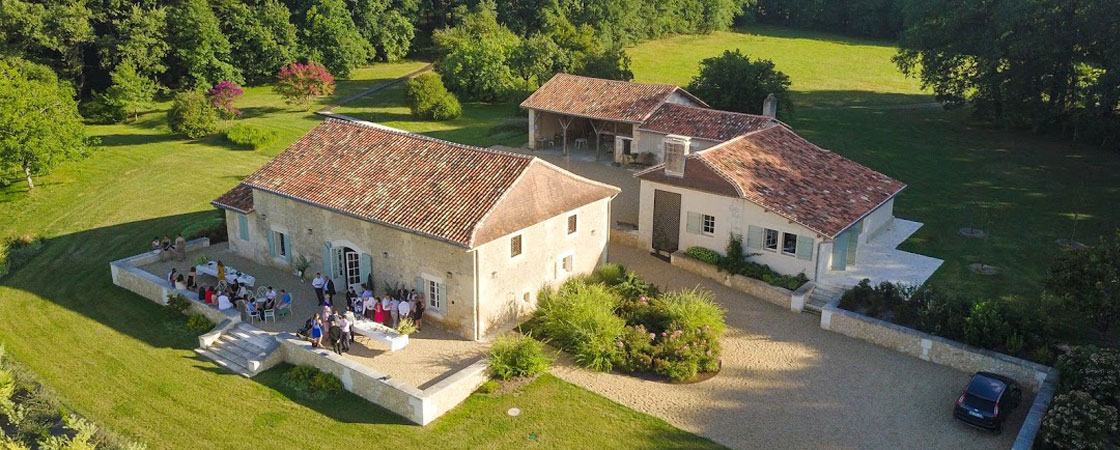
[529,264,725,382]
[685,235,809,291]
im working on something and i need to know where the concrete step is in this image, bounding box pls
[225,327,277,351]
[194,347,252,377]
[218,334,270,357]
[212,341,261,371]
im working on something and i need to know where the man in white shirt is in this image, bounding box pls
[397,298,412,324]
[312,273,325,305]
[266,286,276,301]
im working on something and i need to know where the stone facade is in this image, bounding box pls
[820,303,1054,392]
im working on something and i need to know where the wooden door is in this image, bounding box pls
[652,189,682,255]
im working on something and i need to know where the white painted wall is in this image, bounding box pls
[633,130,720,163]
[858,198,895,245]
[638,179,820,278]
[665,91,705,107]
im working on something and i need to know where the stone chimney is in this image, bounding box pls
[762,93,777,118]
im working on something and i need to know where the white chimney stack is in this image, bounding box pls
[664,135,690,177]
[763,93,777,118]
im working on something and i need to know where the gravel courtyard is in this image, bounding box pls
[549,244,1030,450]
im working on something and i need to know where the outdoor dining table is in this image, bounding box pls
[195,261,256,287]
[346,312,409,352]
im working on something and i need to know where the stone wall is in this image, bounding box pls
[110,238,236,325]
[820,303,1054,392]
[275,333,489,425]
[609,227,644,249]
[669,252,800,311]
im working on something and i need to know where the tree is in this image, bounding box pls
[213,0,298,84]
[97,5,169,78]
[0,58,90,190]
[1045,231,1120,333]
[301,0,373,78]
[349,0,418,61]
[0,0,94,91]
[168,90,219,139]
[578,45,633,81]
[405,72,461,120]
[432,2,519,102]
[105,59,159,121]
[206,80,244,119]
[273,62,336,108]
[167,0,241,88]
[687,49,791,115]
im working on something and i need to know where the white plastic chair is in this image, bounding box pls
[276,302,292,319]
[255,286,268,298]
[216,280,228,292]
[263,308,276,323]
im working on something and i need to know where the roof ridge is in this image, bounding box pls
[320,115,534,161]
[691,123,782,157]
[654,103,773,120]
[553,72,680,90]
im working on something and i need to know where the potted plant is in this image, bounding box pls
[395,317,418,336]
[194,254,209,267]
[291,254,311,282]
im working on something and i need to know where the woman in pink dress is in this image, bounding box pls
[373,297,385,324]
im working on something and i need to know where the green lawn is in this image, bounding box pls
[627,25,1120,302]
[0,62,721,449]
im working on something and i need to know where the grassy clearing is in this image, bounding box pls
[628,25,1120,302]
[0,62,720,449]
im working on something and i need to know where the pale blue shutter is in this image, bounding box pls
[283,234,292,262]
[267,231,276,257]
[359,253,372,287]
[322,242,332,276]
[237,214,249,241]
[746,225,763,249]
[796,235,814,261]
[416,276,425,298]
[686,212,701,234]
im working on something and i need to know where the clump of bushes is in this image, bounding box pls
[488,334,550,380]
[185,314,215,334]
[164,293,192,317]
[686,240,809,290]
[168,90,219,139]
[0,235,45,279]
[405,73,462,121]
[281,365,343,400]
[224,124,277,150]
[1056,347,1120,407]
[684,246,720,265]
[533,265,725,382]
[1039,391,1118,450]
[181,214,227,243]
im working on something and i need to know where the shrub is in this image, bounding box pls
[80,93,127,124]
[405,73,461,121]
[281,365,343,400]
[590,263,626,286]
[395,317,418,335]
[476,380,499,394]
[1056,347,1120,407]
[185,314,215,334]
[616,325,655,373]
[181,215,227,243]
[168,90,219,139]
[1040,391,1118,450]
[684,246,720,265]
[717,235,807,290]
[653,289,727,337]
[206,80,243,119]
[0,235,45,279]
[962,299,1010,349]
[488,334,550,380]
[534,280,625,372]
[165,293,192,317]
[224,124,277,150]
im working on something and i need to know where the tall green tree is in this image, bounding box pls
[0,0,94,91]
[349,0,417,61]
[433,2,519,101]
[687,49,790,115]
[214,0,298,84]
[97,4,169,77]
[105,59,158,121]
[167,0,240,88]
[301,0,373,77]
[0,58,91,190]
[578,45,633,81]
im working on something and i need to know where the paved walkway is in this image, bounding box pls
[819,219,945,289]
[549,243,1026,450]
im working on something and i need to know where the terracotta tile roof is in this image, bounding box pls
[639,103,778,141]
[520,73,706,123]
[212,183,254,214]
[233,119,616,248]
[637,125,905,238]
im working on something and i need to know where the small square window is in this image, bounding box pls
[511,235,522,258]
[764,229,779,251]
[567,214,577,234]
[562,255,573,272]
[701,214,715,235]
[782,233,798,255]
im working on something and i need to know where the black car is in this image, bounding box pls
[953,372,1023,433]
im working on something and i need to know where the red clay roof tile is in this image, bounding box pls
[520,73,704,123]
[639,103,778,141]
[212,183,254,214]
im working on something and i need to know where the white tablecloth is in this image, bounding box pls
[347,313,409,352]
[195,261,256,287]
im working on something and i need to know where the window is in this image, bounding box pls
[277,232,287,257]
[764,228,779,251]
[782,233,798,255]
[562,254,573,272]
[701,214,715,235]
[269,230,289,260]
[510,235,522,258]
[427,279,444,310]
[567,214,577,235]
[344,249,360,286]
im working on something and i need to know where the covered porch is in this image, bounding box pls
[529,109,638,162]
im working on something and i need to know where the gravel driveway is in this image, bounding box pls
[550,244,1030,450]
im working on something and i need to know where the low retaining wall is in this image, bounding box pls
[820,302,1053,392]
[1012,370,1059,450]
[609,228,644,249]
[670,252,807,312]
[275,333,488,425]
[109,238,237,325]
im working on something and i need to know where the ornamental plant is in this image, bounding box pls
[1057,346,1120,406]
[274,62,335,108]
[206,80,244,119]
[1039,391,1118,450]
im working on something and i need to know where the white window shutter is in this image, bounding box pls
[686,212,701,234]
[746,225,763,249]
[796,235,814,260]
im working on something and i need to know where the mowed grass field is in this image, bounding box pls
[0,62,722,449]
[628,25,1120,302]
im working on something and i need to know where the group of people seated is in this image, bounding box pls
[166,266,199,292]
[297,306,353,355]
[346,285,425,331]
[196,282,292,320]
[152,235,188,262]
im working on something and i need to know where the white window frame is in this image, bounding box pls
[764,228,779,252]
[701,214,715,236]
[343,249,360,286]
[781,232,798,256]
[422,273,446,312]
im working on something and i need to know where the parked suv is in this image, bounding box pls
[953,372,1023,433]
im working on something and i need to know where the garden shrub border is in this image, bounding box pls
[670,251,814,312]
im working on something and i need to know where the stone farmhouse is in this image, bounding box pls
[523,73,908,283]
[212,118,619,340]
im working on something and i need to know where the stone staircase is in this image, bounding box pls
[194,323,280,377]
[804,283,846,314]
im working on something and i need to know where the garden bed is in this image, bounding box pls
[684,240,809,291]
[525,264,726,383]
